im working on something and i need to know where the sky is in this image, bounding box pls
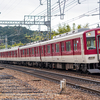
[0,0,99,31]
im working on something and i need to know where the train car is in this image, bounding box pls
[0,46,18,64]
[0,28,100,73]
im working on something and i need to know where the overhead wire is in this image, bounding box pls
[0,0,5,5]
[1,0,20,14]
[52,7,99,28]
[1,0,23,19]
[29,0,47,15]
[1,0,97,44]
[0,0,13,11]
[51,0,87,20]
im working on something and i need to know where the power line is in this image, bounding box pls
[1,0,23,19]
[29,0,47,15]
[1,0,19,14]
[52,7,99,28]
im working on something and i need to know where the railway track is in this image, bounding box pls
[1,64,100,96]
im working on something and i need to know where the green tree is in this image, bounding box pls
[57,24,64,34]
[77,24,82,29]
[66,24,71,32]
[83,23,89,28]
[72,23,75,30]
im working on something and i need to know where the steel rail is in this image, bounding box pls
[1,64,100,96]
[3,64,100,85]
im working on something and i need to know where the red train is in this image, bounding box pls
[0,28,100,73]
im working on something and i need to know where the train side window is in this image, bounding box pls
[36,48,37,54]
[52,44,54,53]
[32,48,34,54]
[8,52,10,56]
[14,51,16,56]
[38,47,39,54]
[34,48,36,54]
[41,46,43,53]
[47,45,50,53]
[56,43,59,52]
[61,42,64,51]
[74,40,77,51]
[45,46,46,53]
[23,50,24,55]
[36,47,39,54]
[27,49,29,55]
[66,41,71,51]
[14,51,15,56]
[11,52,12,56]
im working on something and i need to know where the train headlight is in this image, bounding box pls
[97,31,100,33]
[88,56,95,60]
[88,33,91,36]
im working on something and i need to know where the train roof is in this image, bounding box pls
[0,46,18,52]
[40,28,89,45]
[0,27,99,52]
[19,28,89,48]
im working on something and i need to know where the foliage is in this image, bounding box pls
[72,23,75,30]
[77,24,82,29]
[0,26,47,49]
[51,23,89,39]
[0,23,90,49]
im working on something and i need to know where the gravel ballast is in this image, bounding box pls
[0,68,100,100]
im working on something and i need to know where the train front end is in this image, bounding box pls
[83,28,100,73]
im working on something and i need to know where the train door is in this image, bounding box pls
[73,38,81,63]
[39,46,42,61]
[97,35,100,61]
[73,39,77,63]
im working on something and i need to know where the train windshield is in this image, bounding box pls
[86,31,96,50]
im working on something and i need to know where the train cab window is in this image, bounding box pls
[47,45,50,53]
[86,31,96,50]
[61,42,64,51]
[87,37,96,50]
[66,41,71,51]
[41,46,43,53]
[32,48,34,54]
[52,44,54,53]
[74,40,77,51]
[55,43,59,52]
[27,49,29,55]
[23,50,24,55]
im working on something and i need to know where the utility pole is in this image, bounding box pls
[99,0,100,19]
[58,0,66,20]
[11,39,15,45]
[47,0,51,39]
[92,0,100,19]
[40,0,43,5]
[5,35,7,49]
[78,0,81,4]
